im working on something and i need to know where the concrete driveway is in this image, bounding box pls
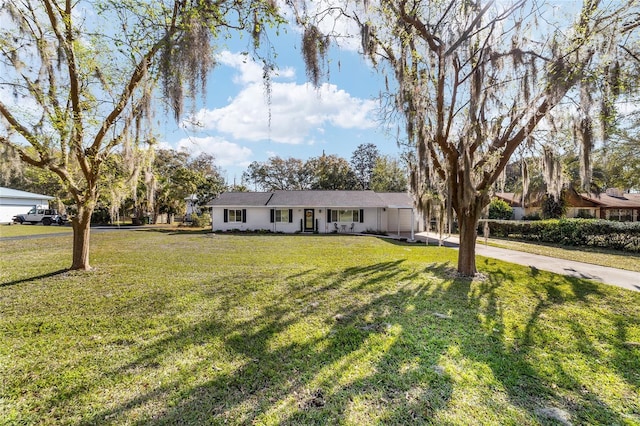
[411,232,640,292]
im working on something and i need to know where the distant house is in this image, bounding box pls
[495,189,640,221]
[0,187,54,224]
[205,190,419,235]
[493,192,540,220]
[578,189,640,221]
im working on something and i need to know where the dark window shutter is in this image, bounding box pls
[242,209,247,223]
[223,209,228,223]
[327,209,332,222]
[360,209,364,223]
[289,209,293,223]
[270,209,274,223]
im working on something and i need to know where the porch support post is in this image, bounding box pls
[408,208,415,242]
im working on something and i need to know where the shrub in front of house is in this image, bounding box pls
[488,198,513,220]
[576,209,595,219]
[483,218,640,252]
[362,229,388,236]
[522,212,541,221]
[190,212,211,228]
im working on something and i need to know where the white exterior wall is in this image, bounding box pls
[386,208,415,234]
[211,207,388,233]
[324,208,381,233]
[512,207,524,220]
[0,197,51,224]
[274,208,304,233]
[211,207,266,232]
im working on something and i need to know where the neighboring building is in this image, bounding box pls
[493,192,540,220]
[494,189,640,221]
[205,190,419,235]
[579,189,640,221]
[0,187,54,224]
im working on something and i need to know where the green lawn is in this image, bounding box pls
[479,236,640,273]
[0,223,72,238]
[1,231,639,425]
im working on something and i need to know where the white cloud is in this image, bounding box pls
[279,0,364,51]
[190,52,377,144]
[163,136,253,168]
[216,50,296,85]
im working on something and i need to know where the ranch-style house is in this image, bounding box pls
[206,190,420,236]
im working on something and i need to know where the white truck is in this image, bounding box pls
[12,205,67,226]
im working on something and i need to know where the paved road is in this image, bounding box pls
[412,232,640,292]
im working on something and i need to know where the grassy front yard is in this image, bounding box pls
[1,231,639,425]
[479,236,640,273]
[0,223,72,238]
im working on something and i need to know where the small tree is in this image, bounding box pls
[0,0,281,269]
[370,155,408,192]
[307,153,358,190]
[488,198,513,220]
[541,194,566,219]
[243,157,312,191]
[350,143,380,190]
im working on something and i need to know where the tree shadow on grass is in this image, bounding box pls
[135,227,212,236]
[0,268,68,287]
[58,256,640,425]
[462,260,637,424]
[74,260,452,424]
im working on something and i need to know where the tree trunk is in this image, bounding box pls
[70,205,93,270]
[456,210,480,277]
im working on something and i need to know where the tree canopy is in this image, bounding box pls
[0,0,282,269]
[295,0,640,275]
[242,149,407,192]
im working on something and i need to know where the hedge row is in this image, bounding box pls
[481,219,640,252]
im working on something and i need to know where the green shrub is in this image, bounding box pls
[91,206,111,224]
[483,218,640,252]
[488,198,513,220]
[541,194,565,219]
[362,229,388,236]
[522,212,541,221]
[576,209,595,219]
[190,212,211,228]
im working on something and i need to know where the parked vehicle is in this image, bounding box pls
[12,205,67,225]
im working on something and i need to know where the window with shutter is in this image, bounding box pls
[273,209,291,223]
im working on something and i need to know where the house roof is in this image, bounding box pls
[0,187,54,200]
[376,192,414,208]
[579,192,640,208]
[494,192,525,207]
[205,190,413,209]
[494,191,640,209]
[207,192,274,206]
[268,190,388,208]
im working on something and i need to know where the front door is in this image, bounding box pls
[304,209,315,232]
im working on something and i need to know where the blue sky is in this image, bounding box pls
[157,25,401,184]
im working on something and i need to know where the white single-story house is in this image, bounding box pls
[206,190,420,236]
[0,187,55,224]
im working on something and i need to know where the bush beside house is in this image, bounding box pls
[488,198,514,220]
[482,218,640,252]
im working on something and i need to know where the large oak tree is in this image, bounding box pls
[296,0,638,276]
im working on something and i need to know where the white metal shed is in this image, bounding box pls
[0,187,54,224]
